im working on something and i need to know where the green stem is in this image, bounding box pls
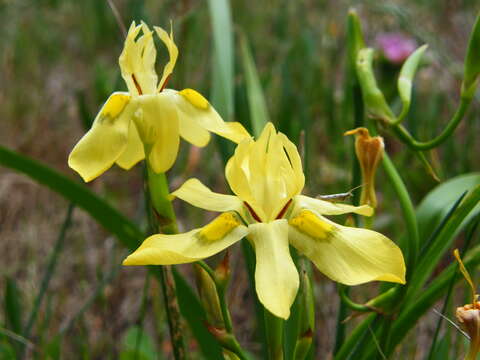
[147,166,178,235]
[392,96,471,151]
[264,311,284,360]
[338,285,371,312]
[23,203,75,341]
[145,166,185,360]
[382,153,419,278]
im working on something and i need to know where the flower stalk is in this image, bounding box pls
[144,166,185,360]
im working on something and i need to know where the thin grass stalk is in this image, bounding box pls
[134,274,151,360]
[22,203,75,351]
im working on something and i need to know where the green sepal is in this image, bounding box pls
[396,44,428,124]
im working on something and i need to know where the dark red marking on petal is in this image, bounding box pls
[159,74,171,92]
[275,199,292,220]
[244,202,262,222]
[132,74,143,95]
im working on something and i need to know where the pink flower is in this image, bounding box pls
[376,33,417,64]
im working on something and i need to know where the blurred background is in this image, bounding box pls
[1,0,480,358]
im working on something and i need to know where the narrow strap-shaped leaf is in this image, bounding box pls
[406,184,480,301]
[240,32,269,137]
[0,145,142,250]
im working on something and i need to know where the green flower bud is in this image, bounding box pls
[356,48,395,123]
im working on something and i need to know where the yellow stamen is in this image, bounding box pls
[179,88,209,110]
[454,249,478,307]
[100,94,131,119]
[289,210,335,240]
[199,213,240,242]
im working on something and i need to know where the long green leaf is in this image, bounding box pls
[388,244,480,355]
[0,145,142,251]
[416,173,480,240]
[407,182,480,300]
[240,32,269,137]
[0,146,223,358]
[208,0,235,163]
[208,0,234,121]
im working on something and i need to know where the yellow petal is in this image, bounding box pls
[293,195,373,216]
[225,138,267,221]
[116,121,145,170]
[134,94,180,173]
[68,92,134,182]
[158,89,211,147]
[123,213,248,265]
[289,210,406,285]
[155,25,179,92]
[172,178,243,212]
[279,132,305,193]
[119,22,158,95]
[171,88,250,144]
[248,220,299,319]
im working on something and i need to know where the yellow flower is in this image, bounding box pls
[123,123,406,319]
[68,22,249,182]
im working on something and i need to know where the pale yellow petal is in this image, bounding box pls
[225,139,267,221]
[172,178,243,212]
[248,220,299,319]
[119,22,158,95]
[289,210,406,285]
[123,214,248,265]
[155,25,179,91]
[134,94,180,173]
[116,121,145,170]
[293,195,373,217]
[169,88,250,144]
[68,92,135,182]
[278,132,305,193]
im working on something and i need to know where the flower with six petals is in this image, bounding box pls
[123,123,406,319]
[68,21,248,182]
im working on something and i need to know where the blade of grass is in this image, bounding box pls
[239,32,269,136]
[208,0,235,163]
[23,203,75,342]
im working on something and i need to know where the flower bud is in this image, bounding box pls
[344,128,384,208]
[356,48,395,123]
[193,264,224,328]
[293,270,315,360]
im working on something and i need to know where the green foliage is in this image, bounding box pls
[119,326,157,360]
